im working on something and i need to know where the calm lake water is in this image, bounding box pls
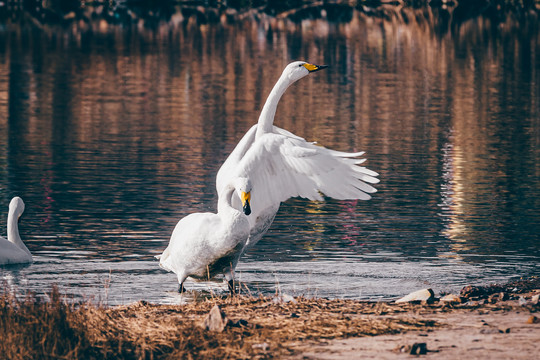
[1,6,539,304]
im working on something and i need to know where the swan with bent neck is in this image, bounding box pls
[156,177,252,293]
[0,197,33,266]
[216,61,379,253]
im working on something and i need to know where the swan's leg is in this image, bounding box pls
[178,283,186,293]
[225,267,236,295]
[177,273,187,293]
[227,279,236,295]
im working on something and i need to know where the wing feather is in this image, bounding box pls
[234,130,379,213]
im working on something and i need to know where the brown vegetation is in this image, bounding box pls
[1,278,539,359]
[1,287,434,359]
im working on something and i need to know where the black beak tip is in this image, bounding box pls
[243,202,251,216]
[310,64,328,72]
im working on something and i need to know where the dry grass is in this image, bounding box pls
[5,277,538,359]
[0,288,93,359]
[0,287,436,360]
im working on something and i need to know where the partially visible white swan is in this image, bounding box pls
[0,197,33,266]
[217,61,379,251]
[156,177,252,293]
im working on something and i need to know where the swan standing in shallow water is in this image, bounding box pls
[0,197,33,266]
[217,61,379,252]
[156,177,252,293]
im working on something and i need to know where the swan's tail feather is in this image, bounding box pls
[156,247,175,273]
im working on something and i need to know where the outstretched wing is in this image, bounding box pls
[234,127,379,214]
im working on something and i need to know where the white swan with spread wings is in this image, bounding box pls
[217,61,379,251]
[158,61,379,293]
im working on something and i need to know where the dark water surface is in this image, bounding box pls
[0,8,538,304]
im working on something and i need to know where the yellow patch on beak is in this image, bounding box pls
[302,63,328,73]
[303,63,319,72]
[241,191,251,206]
[241,191,252,215]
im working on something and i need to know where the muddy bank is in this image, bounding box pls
[298,277,540,359]
[298,310,539,359]
[1,277,539,359]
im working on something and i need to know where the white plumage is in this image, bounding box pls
[0,197,33,266]
[237,130,378,207]
[156,177,252,292]
[217,61,379,251]
[158,61,379,293]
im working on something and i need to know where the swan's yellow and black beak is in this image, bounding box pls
[303,63,328,73]
[241,191,251,216]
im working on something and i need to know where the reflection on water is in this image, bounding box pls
[0,6,538,304]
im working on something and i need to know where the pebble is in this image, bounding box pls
[201,304,228,332]
[273,294,297,304]
[395,289,435,304]
[398,342,428,355]
[252,342,269,351]
[440,294,461,304]
[410,342,428,355]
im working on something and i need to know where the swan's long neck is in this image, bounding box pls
[255,74,292,139]
[7,211,30,256]
[217,184,238,216]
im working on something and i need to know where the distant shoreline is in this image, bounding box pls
[2,0,539,29]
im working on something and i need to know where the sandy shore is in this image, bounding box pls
[296,279,540,359]
[298,303,539,359]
